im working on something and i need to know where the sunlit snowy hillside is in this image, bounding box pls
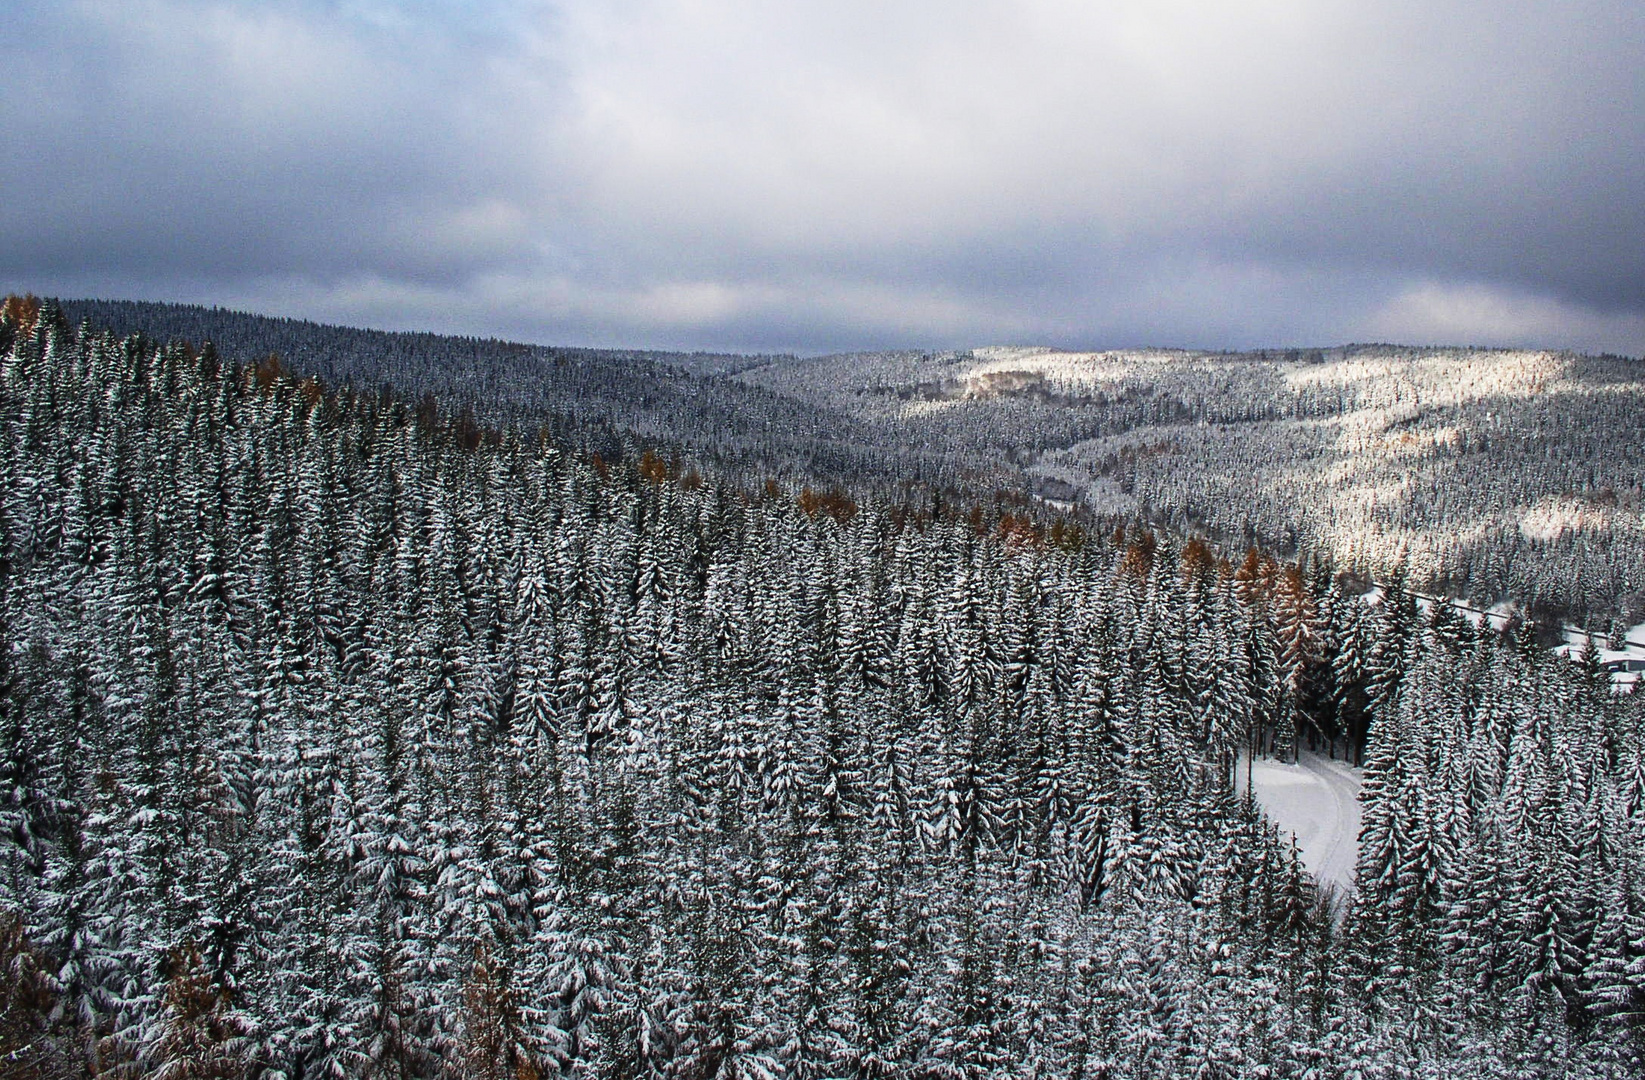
[740,344,1645,622]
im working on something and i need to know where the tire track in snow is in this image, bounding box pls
[1245,750,1363,892]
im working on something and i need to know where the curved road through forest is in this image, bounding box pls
[1244,750,1364,892]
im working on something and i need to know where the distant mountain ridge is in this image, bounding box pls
[57,298,901,486]
[54,298,1645,625]
[730,342,1645,623]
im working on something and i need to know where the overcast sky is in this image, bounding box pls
[5,1,1644,354]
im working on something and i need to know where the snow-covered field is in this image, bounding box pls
[1243,751,1364,891]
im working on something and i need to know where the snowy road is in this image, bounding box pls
[1242,751,1363,891]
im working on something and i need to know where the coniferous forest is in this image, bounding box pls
[1,302,1644,1077]
[55,302,1645,626]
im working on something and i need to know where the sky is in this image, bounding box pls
[4,0,1644,355]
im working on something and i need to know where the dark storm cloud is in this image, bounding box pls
[4,0,1644,354]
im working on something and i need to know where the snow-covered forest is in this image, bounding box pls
[59,302,1645,627]
[1,301,1642,1076]
[52,301,924,493]
[739,345,1645,626]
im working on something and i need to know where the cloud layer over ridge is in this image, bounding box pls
[5,0,1644,354]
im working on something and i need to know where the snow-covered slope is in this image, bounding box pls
[1245,751,1364,891]
[739,344,1645,622]
[54,301,1645,623]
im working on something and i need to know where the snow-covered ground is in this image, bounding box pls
[1556,621,1645,691]
[1241,751,1363,892]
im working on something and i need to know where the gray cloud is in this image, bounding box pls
[4,0,1643,355]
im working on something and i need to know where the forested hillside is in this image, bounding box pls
[51,302,1645,626]
[739,345,1645,626]
[1,302,1642,1076]
[52,300,945,493]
